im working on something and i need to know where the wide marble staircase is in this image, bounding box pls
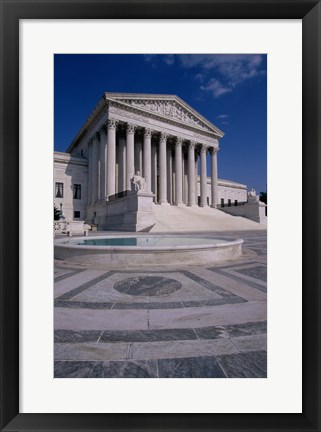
[150,204,266,232]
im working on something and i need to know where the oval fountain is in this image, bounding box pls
[54,234,243,267]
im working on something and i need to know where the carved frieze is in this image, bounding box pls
[109,101,220,145]
[109,106,146,122]
[191,132,216,145]
[118,99,211,132]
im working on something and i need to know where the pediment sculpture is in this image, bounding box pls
[119,99,212,132]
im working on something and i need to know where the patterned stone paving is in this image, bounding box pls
[114,276,182,296]
[54,230,267,378]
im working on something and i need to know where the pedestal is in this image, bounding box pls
[102,190,156,231]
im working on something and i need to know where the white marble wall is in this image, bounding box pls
[53,152,88,222]
[196,177,248,206]
[217,180,248,205]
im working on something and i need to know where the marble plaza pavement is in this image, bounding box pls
[54,230,267,378]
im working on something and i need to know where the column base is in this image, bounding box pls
[158,201,170,205]
[187,203,197,207]
[174,202,184,206]
[211,204,218,209]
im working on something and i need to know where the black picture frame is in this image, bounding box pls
[0,1,320,431]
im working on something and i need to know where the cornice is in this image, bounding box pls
[104,92,224,137]
[195,175,247,189]
[66,96,107,153]
[218,178,247,189]
[54,151,70,157]
[108,99,223,141]
[54,151,88,167]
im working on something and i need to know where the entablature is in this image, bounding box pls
[109,103,219,148]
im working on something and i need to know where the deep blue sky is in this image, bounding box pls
[54,54,267,193]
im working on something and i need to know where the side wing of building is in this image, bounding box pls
[54,152,88,222]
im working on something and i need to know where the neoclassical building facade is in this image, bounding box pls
[54,93,247,227]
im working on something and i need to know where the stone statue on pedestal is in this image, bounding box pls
[132,171,148,192]
[247,189,258,203]
[248,188,265,206]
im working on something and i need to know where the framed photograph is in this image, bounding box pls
[1,0,320,431]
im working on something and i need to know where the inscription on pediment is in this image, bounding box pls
[118,99,212,132]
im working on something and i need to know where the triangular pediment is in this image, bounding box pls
[104,93,224,137]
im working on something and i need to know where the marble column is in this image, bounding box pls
[182,151,187,205]
[200,144,208,207]
[107,119,117,199]
[126,123,136,191]
[172,166,176,205]
[135,132,143,174]
[159,132,168,204]
[91,134,99,204]
[174,138,183,205]
[195,151,198,205]
[143,128,152,191]
[211,146,219,208]
[187,142,196,206]
[99,125,107,201]
[117,132,126,193]
[167,146,173,204]
[87,140,92,205]
[151,143,157,203]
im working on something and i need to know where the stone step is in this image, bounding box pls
[150,205,266,232]
[54,334,267,362]
[54,300,267,331]
[54,349,268,378]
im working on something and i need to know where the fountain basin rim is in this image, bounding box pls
[54,235,244,252]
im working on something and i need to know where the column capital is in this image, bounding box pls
[107,118,118,130]
[188,141,197,150]
[200,144,209,154]
[144,128,153,138]
[175,137,184,147]
[126,123,136,134]
[160,132,169,141]
[210,146,219,154]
